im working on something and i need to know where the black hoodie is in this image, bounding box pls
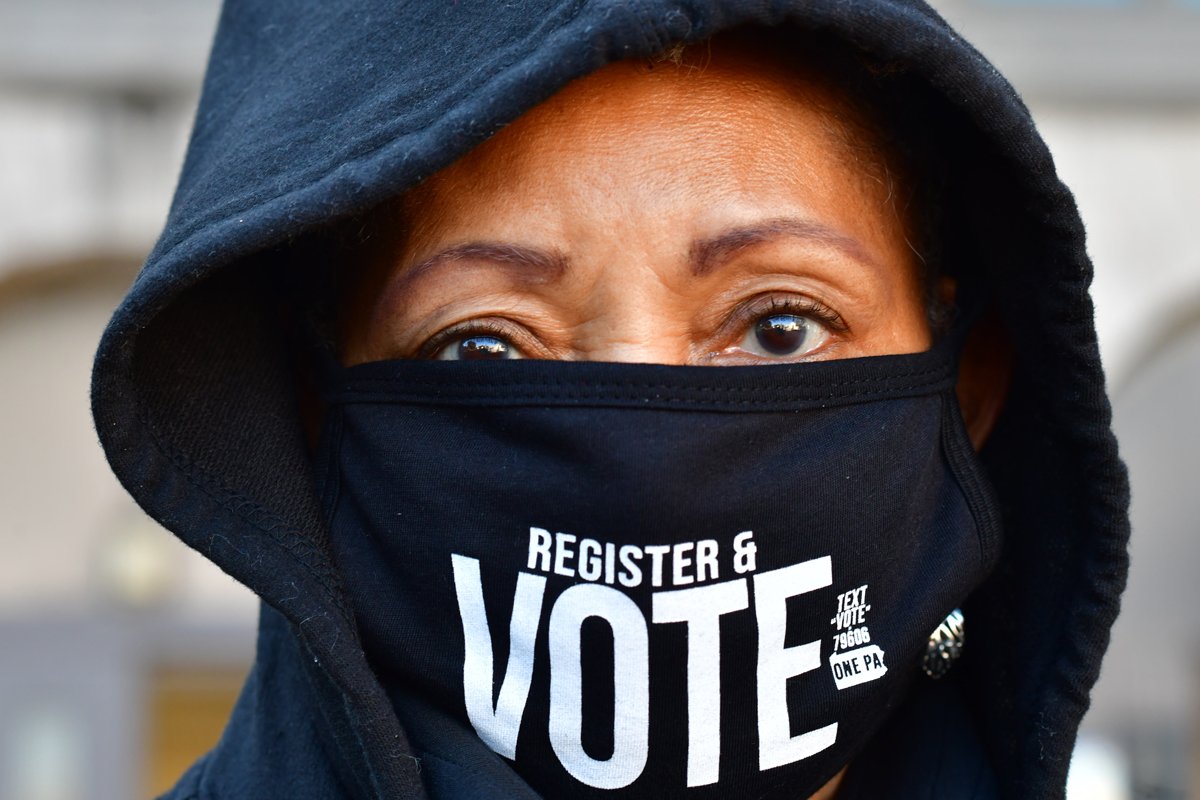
[90,2,1130,798]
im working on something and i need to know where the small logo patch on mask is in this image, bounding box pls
[829,585,888,690]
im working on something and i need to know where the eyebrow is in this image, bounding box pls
[689,218,877,277]
[376,241,569,314]
[384,217,875,306]
[405,241,570,283]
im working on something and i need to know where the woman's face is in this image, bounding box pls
[340,41,932,368]
[334,44,978,800]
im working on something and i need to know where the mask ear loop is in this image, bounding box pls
[307,317,346,389]
[921,294,972,680]
[310,330,363,412]
[921,273,992,679]
[916,289,984,383]
[941,276,989,360]
[273,249,358,441]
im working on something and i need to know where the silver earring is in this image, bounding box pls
[922,608,965,679]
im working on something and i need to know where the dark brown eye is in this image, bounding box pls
[438,334,520,361]
[741,314,827,359]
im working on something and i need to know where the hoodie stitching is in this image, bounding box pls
[624,0,669,55]
[133,399,350,621]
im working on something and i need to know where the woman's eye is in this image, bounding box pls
[436,334,523,361]
[739,314,829,359]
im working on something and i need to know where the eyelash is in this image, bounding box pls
[728,294,848,337]
[416,318,523,360]
[416,292,848,359]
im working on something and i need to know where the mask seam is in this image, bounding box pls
[326,383,956,412]
[336,365,951,392]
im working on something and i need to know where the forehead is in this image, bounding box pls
[396,37,897,255]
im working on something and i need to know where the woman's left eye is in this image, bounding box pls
[739,314,830,359]
[435,334,523,361]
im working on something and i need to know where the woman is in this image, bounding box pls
[91,2,1130,798]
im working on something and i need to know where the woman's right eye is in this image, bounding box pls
[434,334,523,361]
[738,313,830,360]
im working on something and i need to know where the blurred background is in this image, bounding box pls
[0,0,1197,798]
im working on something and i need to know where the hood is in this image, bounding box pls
[91,2,1130,798]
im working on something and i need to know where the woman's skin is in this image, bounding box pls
[341,38,931,371]
[339,35,1007,800]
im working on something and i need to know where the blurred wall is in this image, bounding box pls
[930,3,1200,797]
[0,3,254,799]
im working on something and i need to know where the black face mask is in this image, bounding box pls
[316,339,1001,799]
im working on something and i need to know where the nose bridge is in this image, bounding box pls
[573,256,692,365]
[589,338,685,365]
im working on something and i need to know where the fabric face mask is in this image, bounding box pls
[316,340,1002,799]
